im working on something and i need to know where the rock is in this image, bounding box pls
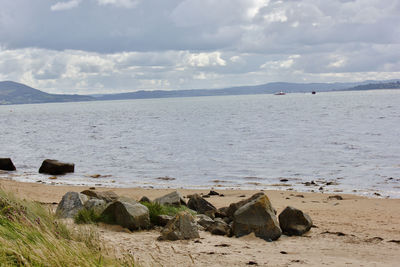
[81,190,119,203]
[84,198,107,214]
[154,191,186,206]
[209,218,230,236]
[328,195,343,200]
[278,206,313,236]
[159,211,199,241]
[233,194,281,241]
[196,214,214,229]
[0,158,16,171]
[56,192,88,218]
[208,190,220,196]
[187,194,217,215]
[156,214,173,226]
[139,196,151,203]
[39,159,74,175]
[226,192,265,219]
[101,200,150,230]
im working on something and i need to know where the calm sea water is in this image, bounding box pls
[1,90,399,197]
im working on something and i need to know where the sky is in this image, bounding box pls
[0,0,399,94]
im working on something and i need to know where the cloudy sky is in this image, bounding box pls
[0,0,399,94]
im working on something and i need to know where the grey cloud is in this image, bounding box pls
[0,0,399,93]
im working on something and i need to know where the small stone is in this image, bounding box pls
[139,196,151,203]
[49,176,57,180]
[328,195,343,200]
[208,190,220,196]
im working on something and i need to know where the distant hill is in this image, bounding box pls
[0,81,94,105]
[93,81,363,101]
[1,80,400,105]
[340,81,400,91]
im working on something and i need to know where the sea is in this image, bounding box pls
[1,90,399,198]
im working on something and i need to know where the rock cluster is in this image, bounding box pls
[56,190,313,243]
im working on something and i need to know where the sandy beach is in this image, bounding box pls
[1,178,399,266]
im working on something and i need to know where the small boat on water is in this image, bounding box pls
[274,91,286,95]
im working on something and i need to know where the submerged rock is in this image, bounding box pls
[233,194,281,241]
[56,192,88,218]
[39,159,74,175]
[159,211,199,241]
[278,206,313,236]
[154,191,186,206]
[0,158,16,171]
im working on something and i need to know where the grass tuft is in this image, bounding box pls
[140,201,195,225]
[0,189,135,266]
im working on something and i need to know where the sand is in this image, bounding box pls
[1,178,399,266]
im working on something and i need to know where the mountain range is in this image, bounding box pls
[1,80,399,105]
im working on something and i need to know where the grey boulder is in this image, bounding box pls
[159,211,199,241]
[101,200,150,230]
[56,192,88,218]
[154,191,186,206]
[187,194,217,215]
[233,194,282,241]
[278,206,313,236]
[81,190,119,203]
[84,198,107,214]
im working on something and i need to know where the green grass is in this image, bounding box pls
[0,189,135,266]
[75,208,103,225]
[140,201,196,225]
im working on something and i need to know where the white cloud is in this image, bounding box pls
[184,52,226,67]
[51,0,81,11]
[96,0,140,8]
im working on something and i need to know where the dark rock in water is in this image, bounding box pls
[209,218,230,236]
[188,194,217,215]
[39,159,74,175]
[157,214,173,226]
[139,196,151,203]
[0,158,16,171]
[208,190,220,196]
[233,194,281,241]
[278,206,313,236]
[226,192,265,219]
[280,178,289,182]
[56,192,88,218]
[159,211,199,241]
[84,198,107,214]
[100,200,150,230]
[81,190,119,203]
[154,191,186,206]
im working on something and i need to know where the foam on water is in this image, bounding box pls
[1,90,400,197]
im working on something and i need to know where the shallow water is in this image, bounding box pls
[1,90,400,197]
